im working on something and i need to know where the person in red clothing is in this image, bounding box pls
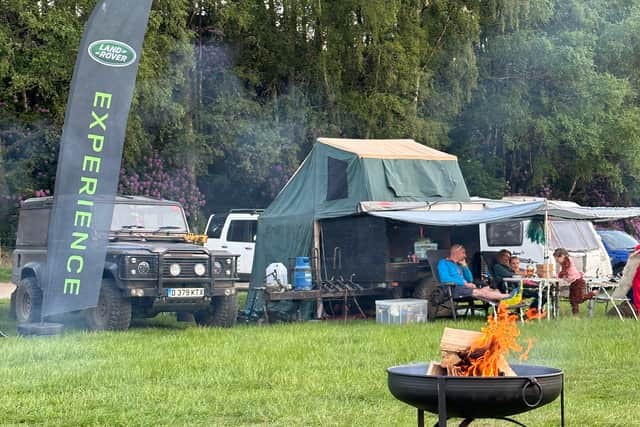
[553,248,597,316]
[631,263,640,313]
[612,244,640,313]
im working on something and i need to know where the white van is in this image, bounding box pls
[205,210,262,281]
[476,197,612,277]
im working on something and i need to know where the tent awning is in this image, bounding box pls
[366,201,640,226]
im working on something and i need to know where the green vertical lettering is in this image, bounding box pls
[93,92,112,109]
[63,278,81,295]
[66,255,84,273]
[89,111,108,130]
[88,134,104,152]
[70,232,88,250]
[79,177,97,195]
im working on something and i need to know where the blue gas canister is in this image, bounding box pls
[294,256,312,290]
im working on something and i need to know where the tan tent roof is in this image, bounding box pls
[317,138,457,160]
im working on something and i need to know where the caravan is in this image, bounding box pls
[476,197,612,277]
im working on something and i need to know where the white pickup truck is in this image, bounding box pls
[204,210,262,281]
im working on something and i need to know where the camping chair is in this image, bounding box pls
[500,279,527,323]
[426,249,497,320]
[480,251,501,290]
[481,251,531,320]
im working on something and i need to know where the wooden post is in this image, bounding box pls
[313,220,323,319]
[312,220,321,283]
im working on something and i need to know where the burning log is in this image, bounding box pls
[428,303,532,377]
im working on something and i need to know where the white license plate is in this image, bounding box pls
[168,288,205,298]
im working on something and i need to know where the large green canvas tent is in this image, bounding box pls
[247,138,470,296]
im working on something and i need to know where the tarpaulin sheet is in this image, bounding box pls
[367,201,640,225]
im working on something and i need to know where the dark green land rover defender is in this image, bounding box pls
[11,196,238,330]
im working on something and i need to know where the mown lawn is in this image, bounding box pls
[0,300,639,426]
[0,265,12,282]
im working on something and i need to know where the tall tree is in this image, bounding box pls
[451,0,640,204]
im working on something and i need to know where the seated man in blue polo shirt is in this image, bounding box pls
[438,244,511,302]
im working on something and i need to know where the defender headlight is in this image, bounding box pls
[194,263,206,276]
[121,255,157,279]
[137,261,151,274]
[169,263,181,276]
[213,261,222,275]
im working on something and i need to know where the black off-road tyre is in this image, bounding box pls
[194,293,238,328]
[15,277,43,324]
[85,278,132,331]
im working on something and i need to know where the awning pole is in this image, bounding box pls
[544,199,550,264]
[544,199,551,320]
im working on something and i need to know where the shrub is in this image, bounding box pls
[118,152,205,221]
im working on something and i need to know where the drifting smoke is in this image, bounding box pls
[192,40,304,215]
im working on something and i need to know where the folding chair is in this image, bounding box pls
[587,279,638,321]
[426,249,497,320]
[480,251,501,290]
[500,280,527,323]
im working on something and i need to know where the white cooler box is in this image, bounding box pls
[375,298,428,324]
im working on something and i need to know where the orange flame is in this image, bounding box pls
[525,307,546,321]
[460,302,532,376]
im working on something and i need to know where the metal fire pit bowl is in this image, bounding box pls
[387,363,564,427]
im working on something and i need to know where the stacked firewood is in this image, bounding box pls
[427,327,517,377]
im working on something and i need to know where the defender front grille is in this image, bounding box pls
[162,256,210,279]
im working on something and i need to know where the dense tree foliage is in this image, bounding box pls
[452,0,640,205]
[2,0,640,242]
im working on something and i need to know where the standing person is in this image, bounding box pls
[438,244,511,302]
[554,248,597,317]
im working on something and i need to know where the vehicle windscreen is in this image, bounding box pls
[549,221,599,251]
[206,215,227,238]
[111,203,188,232]
[599,230,638,249]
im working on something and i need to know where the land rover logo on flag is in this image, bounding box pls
[88,40,137,67]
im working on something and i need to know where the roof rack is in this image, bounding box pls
[228,208,263,214]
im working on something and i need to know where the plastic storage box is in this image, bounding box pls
[375,298,428,324]
[414,240,438,260]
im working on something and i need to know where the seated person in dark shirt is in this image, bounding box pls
[492,249,514,293]
[437,244,511,302]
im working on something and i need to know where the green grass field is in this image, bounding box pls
[1,300,639,426]
[0,265,11,282]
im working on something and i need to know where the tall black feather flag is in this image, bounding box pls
[42,0,153,318]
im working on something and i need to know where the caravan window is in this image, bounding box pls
[550,221,599,251]
[486,221,523,247]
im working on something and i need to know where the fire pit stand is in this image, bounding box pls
[418,375,564,427]
[388,363,565,427]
